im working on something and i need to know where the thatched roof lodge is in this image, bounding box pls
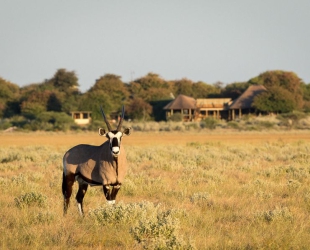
[163,85,267,121]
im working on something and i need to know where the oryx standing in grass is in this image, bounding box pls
[62,106,131,216]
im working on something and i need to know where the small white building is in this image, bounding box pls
[71,111,92,125]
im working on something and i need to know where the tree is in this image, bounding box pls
[248,70,304,110]
[127,97,152,120]
[78,90,113,120]
[0,77,20,118]
[20,90,53,119]
[50,69,79,94]
[192,81,221,98]
[45,69,81,112]
[89,74,129,111]
[130,73,172,101]
[222,82,250,99]
[252,86,296,113]
[300,83,310,112]
[47,93,62,112]
[172,78,193,96]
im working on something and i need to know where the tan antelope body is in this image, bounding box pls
[62,106,131,215]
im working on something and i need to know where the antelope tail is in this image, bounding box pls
[62,172,66,196]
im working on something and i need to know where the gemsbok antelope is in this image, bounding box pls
[62,105,131,216]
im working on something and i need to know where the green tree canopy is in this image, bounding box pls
[248,70,304,111]
[252,85,296,113]
[78,90,113,121]
[20,90,53,119]
[300,82,310,112]
[192,81,221,98]
[172,78,193,96]
[89,74,129,111]
[49,68,79,94]
[0,77,20,118]
[18,69,82,114]
[127,97,153,121]
[0,77,19,99]
[222,82,250,99]
[130,73,173,101]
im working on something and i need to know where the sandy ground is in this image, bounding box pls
[1,130,309,147]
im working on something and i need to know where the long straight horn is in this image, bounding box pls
[117,106,125,131]
[100,105,112,131]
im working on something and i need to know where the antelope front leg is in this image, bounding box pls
[110,184,121,203]
[103,185,121,205]
[103,185,114,204]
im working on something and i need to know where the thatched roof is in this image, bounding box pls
[229,85,267,109]
[163,94,196,110]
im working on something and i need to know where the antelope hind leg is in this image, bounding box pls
[62,173,75,215]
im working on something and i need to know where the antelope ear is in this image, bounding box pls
[98,128,107,136]
[123,127,131,136]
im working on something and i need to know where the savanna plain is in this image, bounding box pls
[0,130,310,249]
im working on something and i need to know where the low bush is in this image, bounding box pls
[89,201,194,249]
[167,113,183,122]
[130,208,194,249]
[89,201,159,225]
[0,119,12,130]
[227,121,239,129]
[14,191,47,208]
[200,117,217,130]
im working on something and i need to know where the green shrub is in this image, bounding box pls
[254,206,293,223]
[200,117,217,130]
[86,120,104,131]
[10,115,28,127]
[190,192,214,210]
[185,122,199,130]
[227,121,239,129]
[11,174,27,185]
[258,121,274,129]
[89,201,194,249]
[33,211,55,224]
[168,113,183,122]
[14,191,47,208]
[37,112,74,131]
[0,152,21,163]
[89,201,160,225]
[131,209,194,249]
[278,111,307,121]
[0,119,12,130]
[277,111,308,128]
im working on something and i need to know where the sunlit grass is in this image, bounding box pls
[0,132,310,249]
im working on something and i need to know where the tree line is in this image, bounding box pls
[1,69,310,129]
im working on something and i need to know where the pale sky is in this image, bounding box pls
[1,0,309,92]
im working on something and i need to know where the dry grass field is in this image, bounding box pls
[0,130,310,249]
